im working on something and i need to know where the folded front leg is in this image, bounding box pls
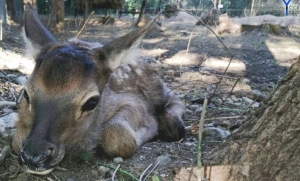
[100,108,158,158]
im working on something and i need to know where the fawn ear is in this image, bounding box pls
[93,16,158,71]
[23,3,56,58]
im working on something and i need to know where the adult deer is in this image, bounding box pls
[12,3,185,175]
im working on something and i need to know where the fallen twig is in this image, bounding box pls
[47,177,55,181]
[51,172,61,181]
[211,55,234,98]
[207,78,241,118]
[197,98,208,181]
[142,161,161,181]
[97,163,139,181]
[180,31,194,76]
[139,163,152,181]
[0,145,11,164]
[76,11,95,38]
[0,101,16,108]
[239,97,259,116]
[222,78,241,103]
[55,167,67,171]
[204,115,242,121]
[112,164,120,181]
[8,82,17,102]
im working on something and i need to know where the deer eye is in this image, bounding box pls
[23,90,30,103]
[82,96,99,112]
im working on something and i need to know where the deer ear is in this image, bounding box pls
[93,16,158,71]
[23,3,56,58]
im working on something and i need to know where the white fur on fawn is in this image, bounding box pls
[12,3,186,175]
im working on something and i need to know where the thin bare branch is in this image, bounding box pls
[47,0,57,29]
[76,11,95,38]
[197,98,208,181]
[139,164,152,181]
[142,161,161,181]
[112,164,120,181]
[215,77,240,107]
[0,101,16,108]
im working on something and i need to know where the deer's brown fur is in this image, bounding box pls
[12,3,185,175]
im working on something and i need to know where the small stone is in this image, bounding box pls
[0,145,11,164]
[178,94,186,98]
[180,161,188,164]
[14,76,28,86]
[251,102,260,108]
[242,78,250,83]
[184,142,194,147]
[226,98,234,104]
[139,155,145,160]
[203,127,230,142]
[91,169,99,177]
[98,166,110,177]
[242,97,254,104]
[113,157,124,163]
[189,104,200,110]
[185,109,193,115]
[231,95,239,102]
[0,112,19,137]
[160,174,166,177]
[199,66,212,72]
[207,103,216,108]
[66,178,75,181]
[234,102,242,106]
[194,107,203,115]
[156,155,171,167]
[8,165,17,172]
[213,98,222,104]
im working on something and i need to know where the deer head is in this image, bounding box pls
[12,3,159,175]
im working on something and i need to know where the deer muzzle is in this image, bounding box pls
[19,136,65,175]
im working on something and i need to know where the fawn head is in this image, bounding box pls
[13,3,155,174]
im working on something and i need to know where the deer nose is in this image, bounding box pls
[19,138,56,167]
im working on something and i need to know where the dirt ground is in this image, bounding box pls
[0,12,300,181]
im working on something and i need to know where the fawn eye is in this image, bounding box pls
[23,90,30,103]
[82,96,99,112]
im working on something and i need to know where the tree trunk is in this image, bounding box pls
[55,0,64,33]
[0,0,7,25]
[211,0,217,9]
[84,0,88,22]
[218,0,222,9]
[135,0,147,27]
[30,0,37,12]
[203,56,300,180]
[7,0,23,23]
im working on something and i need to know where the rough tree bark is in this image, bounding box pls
[7,0,23,23]
[28,0,37,11]
[55,0,64,33]
[0,0,7,25]
[203,56,300,180]
[135,0,147,27]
